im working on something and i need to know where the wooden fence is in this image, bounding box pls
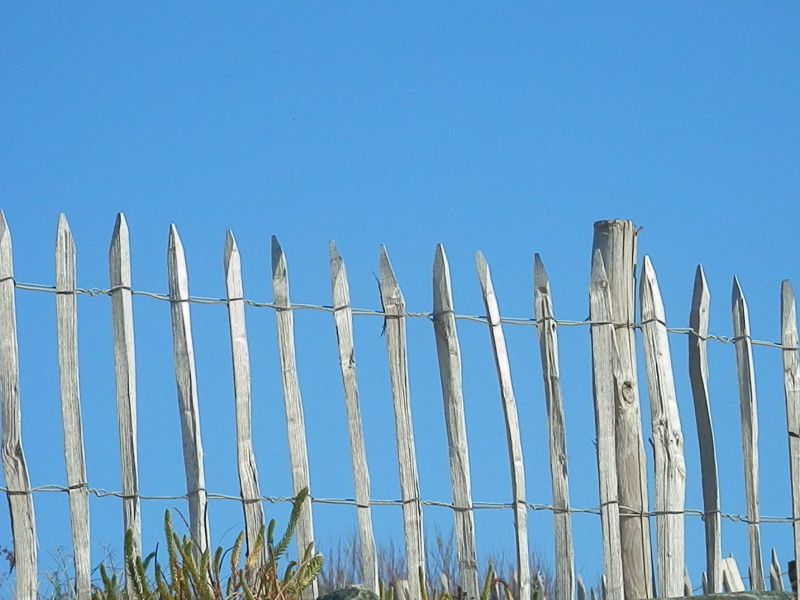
[0,214,798,600]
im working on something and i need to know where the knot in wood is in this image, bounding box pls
[621,380,635,403]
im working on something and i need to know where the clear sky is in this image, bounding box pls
[1,3,800,596]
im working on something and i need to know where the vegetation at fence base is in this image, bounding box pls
[318,529,554,600]
[92,487,322,599]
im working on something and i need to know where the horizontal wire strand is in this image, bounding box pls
[13,280,798,350]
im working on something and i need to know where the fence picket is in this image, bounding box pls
[640,256,686,598]
[224,232,264,555]
[592,220,652,600]
[588,250,624,600]
[770,548,783,591]
[533,253,575,600]
[688,265,722,593]
[0,212,37,598]
[731,277,765,590]
[109,213,142,567]
[167,224,210,556]
[780,280,800,575]
[475,251,530,600]
[329,241,378,593]
[378,246,426,597]
[271,236,317,599]
[55,214,91,599]
[432,244,479,600]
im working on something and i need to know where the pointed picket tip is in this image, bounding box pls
[432,244,452,314]
[271,235,286,279]
[329,240,344,279]
[110,213,130,252]
[433,243,448,281]
[57,212,71,235]
[168,223,183,252]
[732,276,748,311]
[378,245,403,302]
[224,230,238,271]
[56,213,74,253]
[475,251,493,297]
[533,253,549,294]
[0,210,11,268]
[692,265,710,305]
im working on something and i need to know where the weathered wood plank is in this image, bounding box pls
[770,549,783,592]
[689,265,722,593]
[588,249,624,600]
[167,224,210,557]
[475,251,530,600]
[722,557,746,593]
[640,256,686,598]
[732,277,765,591]
[271,236,317,600]
[109,213,142,565]
[55,214,91,599]
[224,232,264,556]
[533,253,575,600]
[329,241,378,593]
[0,212,37,598]
[378,246,425,597]
[592,220,652,600]
[780,280,800,576]
[432,244,478,600]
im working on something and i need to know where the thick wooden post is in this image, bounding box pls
[592,220,652,600]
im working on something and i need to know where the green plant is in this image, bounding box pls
[92,487,322,599]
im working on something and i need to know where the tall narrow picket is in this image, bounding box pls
[55,215,91,599]
[688,265,722,592]
[0,212,37,598]
[592,220,652,600]
[731,277,765,590]
[109,213,142,566]
[780,280,800,573]
[639,256,686,598]
[329,241,378,593]
[533,253,575,600]
[588,250,624,600]
[167,225,210,557]
[271,236,317,600]
[224,232,264,555]
[475,251,530,600]
[432,244,479,600]
[378,246,426,597]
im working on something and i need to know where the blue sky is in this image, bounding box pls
[1,2,800,595]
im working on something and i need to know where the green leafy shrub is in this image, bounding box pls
[92,487,322,600]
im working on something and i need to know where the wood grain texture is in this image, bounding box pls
[639,256,686,598]
[271,236,317,600]
[109,213,142,566]
[55,214,91,599]
[0,212,38,598]
[732,277,765,591]
[689,265,722,593]
[167,224,210,557]
[378,246,425,597]
[588,250,624,600]
[432,244,478,600]
[533,253,575,600]
[224,232,264,556]
[475,251,530,600]
[780,280,800,577]
[329,241,378,593]
[592,220,652,600]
